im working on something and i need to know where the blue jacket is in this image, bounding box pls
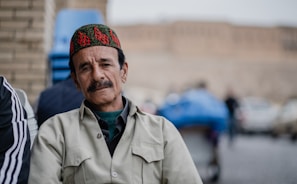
[36,78,84,127]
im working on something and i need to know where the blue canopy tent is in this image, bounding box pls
[158,89,227,182]
[158,89,228,133]
[48,9,104,84]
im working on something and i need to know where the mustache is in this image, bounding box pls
[87,80,113,92]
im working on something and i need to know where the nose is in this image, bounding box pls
[92,64,104,81]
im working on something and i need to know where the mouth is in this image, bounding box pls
[94,86,109,91]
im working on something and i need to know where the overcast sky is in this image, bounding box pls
[107,0,297,27]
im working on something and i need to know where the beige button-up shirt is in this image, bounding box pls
[29,99,203,184]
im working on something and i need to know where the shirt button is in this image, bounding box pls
[75,160,80,165]
[97,133,102,139]
[112,171,118,178]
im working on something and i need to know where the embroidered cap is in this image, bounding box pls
[69,24,121,57]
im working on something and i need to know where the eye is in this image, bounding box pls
[102,63,110,67]
[100,61,111,68]
[79,63,91,72]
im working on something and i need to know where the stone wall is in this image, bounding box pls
[115,22,297,62]
[0,0,108,104]
[113,22,297,104]
[0,0,55,103]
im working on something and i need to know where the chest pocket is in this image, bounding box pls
[63,146,91,184]
[132,144,164,184]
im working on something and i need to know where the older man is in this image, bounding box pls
[29,24,203,184]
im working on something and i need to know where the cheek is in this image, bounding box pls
[116,74,125,85]
[80,83,88,92]
[77,77,89,91]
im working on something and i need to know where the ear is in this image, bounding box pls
[121,62,128,83]
[71,72,81,90]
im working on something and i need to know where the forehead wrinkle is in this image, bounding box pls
[73,46,118,66]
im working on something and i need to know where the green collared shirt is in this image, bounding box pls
[86,97,129,156]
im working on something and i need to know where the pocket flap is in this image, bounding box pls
[132,144,164,163]
[64,146,91,167]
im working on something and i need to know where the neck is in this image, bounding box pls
[86,97,124,112]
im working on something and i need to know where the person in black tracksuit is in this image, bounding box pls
[0,76,30,184]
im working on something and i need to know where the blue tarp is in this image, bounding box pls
[158,89,228,133]
[49,9,104,57]
[48,9,104,84]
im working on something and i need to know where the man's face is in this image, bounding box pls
[71,46,128,111]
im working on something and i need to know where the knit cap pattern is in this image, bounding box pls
[70,24,121,57]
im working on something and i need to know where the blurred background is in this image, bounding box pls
[107,0,297,107]
[1,0,297,183]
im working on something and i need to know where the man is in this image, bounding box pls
[0,76,31,184]
[29,24,203,183]
[224,87,240,145]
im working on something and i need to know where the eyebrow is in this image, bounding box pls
[78,57,113,68]
[78,62,90,70]
[99,57,112,62]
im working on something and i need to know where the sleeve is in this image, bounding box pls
[162,119,204,184]
[14,88,38,148]
[0,76,31,184]
[28,117,64,184]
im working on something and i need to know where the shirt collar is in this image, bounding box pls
[79,96,130,124]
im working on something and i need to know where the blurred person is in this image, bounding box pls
[224,87,240,145]
[193,81,228,172]
[157,80,228,182]
[35,76,84,127]
[29,24,203,184]
[0,76,31,184]
[195,80,222,149]
[197,80,207,89]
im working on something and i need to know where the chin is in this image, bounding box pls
[93,94,114,103]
